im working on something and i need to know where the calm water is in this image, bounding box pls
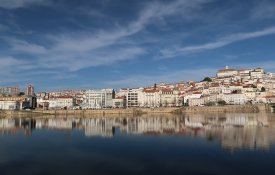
[1,113,275,175]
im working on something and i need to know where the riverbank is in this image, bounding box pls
[0,104,272,118]
[182,104,270,113]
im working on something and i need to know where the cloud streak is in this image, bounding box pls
[1,0,275,90]
[0,0,49,9]
[1,0,211,73]
[160,26,275,58]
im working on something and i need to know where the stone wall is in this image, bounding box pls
[0,105,271,118]
[181,104,269,113]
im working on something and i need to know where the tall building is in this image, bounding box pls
[0,86,20,96]
[82,89,114,109]
[26,85,35,96]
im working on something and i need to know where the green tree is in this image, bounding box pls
[261,87,266,92]
[201,77,212,82]
[217,100,226,106]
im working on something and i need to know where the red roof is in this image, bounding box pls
[143,90,159,93]
[193,92,202,94]
[52,96,73,99]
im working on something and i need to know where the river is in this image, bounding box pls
[0,113,275,175]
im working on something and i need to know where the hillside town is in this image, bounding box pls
[1,66,275,110]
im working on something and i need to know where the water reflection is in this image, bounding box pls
[1,113,275,151]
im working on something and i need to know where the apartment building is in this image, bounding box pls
[83,89,114,109]
[49,96,75,109]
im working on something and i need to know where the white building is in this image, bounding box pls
[126,88,143,107]
[112,96,126,108]
[184,92,202,105]
[159,89,180,107]
[209,84,221,94]
[250,70,263,79]
[217,66,238,78]
[0,101,20,110]
[49,96,75,109]
[238,69,252,77]
[83,89,113,109]
[36,97,49,109]
[141,89,160,107]
[188,96,209,106]
[138,89,180,107]
[244,92,256,102]
[223,93,247,105]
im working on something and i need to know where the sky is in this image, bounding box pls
[0,0,275,91]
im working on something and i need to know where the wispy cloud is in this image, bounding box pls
[0,56,25,69]
[160,26,275,58]
[1,0,211,73]
[250,0,275,20]
[0,24,9,31]
[0,56,33,84]
[39,46,146,71]
[0,0,49,9]
[4,37,47,54]
[1,0,274,90]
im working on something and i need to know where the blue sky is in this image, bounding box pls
[0,0,275,91]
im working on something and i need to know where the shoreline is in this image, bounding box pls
[0,104,272,118]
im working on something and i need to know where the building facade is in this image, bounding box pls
[83,89,114,109]
[0,101,20,110]
[49,96,75,109]
[25,85,35,96]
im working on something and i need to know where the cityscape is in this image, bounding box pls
[1,66,275,110]
[1,0,275,174]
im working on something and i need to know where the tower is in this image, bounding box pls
[26,85,35,96]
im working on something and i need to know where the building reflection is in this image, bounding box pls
[1,113,275,150]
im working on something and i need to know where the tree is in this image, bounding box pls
[261,87,266,92]
[205,102,216,106]
[201,77,212,82]
[18,92,25,96]
[217,100,226,106]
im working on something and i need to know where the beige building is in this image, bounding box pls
[49,96,75,109]
[141,89,160,107]
[112,96,126,108]
[223,93,247,105]
[0,101,20,110]
[217,66,238,78]
[188,96,209,106]
[159,89,180,107]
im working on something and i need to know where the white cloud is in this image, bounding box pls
[4,37,47,54]
[38,46,146,71]
[0,56,33,84]
[0,0,49,9]
[0,0,211,73]
[160,26,275,58]
[0,56,25,68]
